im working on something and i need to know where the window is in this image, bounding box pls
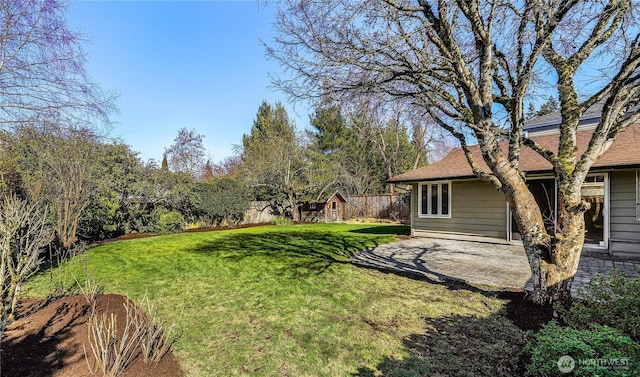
[418,181,451,218]
[332,201,337,210]
[637,170,640,221]
[310,203,316,210]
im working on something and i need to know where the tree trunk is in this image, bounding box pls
[509,179,585,306]
[288,190,299,222]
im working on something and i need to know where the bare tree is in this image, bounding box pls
[2,125,99,248]
[0,195,54,375]
[165,128,206,179]
[268,0,640,305]
[212,155,243,179]
[46,129,97,248]
[0,0,115,129]
[346,100,432,192]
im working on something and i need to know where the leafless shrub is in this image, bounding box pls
[138,296,182,364]
[0,195,54,318]
[84,295,181,375]
[0,195,55,376]
[76,276,103,313]
[84,299,144,376]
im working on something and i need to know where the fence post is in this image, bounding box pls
[366,194,370,218]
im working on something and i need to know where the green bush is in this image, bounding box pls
[271,215,293,226]
[81,193,122,241]
[155,211,184,234]
[560,270,640,341]
[192,179,251,226]
[525,321,640,377]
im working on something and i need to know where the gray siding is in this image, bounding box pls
[412,180,508,241]
[609,170,640,254]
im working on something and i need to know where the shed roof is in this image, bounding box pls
[310,191,347,203]
[388,122,640,183]
[327,191,347,202]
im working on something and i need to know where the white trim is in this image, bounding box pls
[507,176,611,248]
[506,202,512,242]
[582,173,609,249]
[417,180,452,218]
[605,173,610,248]
[410,185,415,236]
[507,178,557,241]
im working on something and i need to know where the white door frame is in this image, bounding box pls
[583,173,609,249]
[506,174,609,249]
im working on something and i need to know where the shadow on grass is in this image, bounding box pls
[354,311,528,377]
[190,229,390,278]
[190,227,518,299]
[348,225,411,236]
[190,226,553,321]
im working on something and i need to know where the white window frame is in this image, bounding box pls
[417,181,451,218]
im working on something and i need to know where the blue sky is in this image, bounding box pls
[68,1,305,163]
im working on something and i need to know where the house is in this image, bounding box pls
[388,107,640,257]
[298,192,347,223]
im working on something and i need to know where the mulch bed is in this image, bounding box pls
[498,291,556,331]
[100,222,274,243]
[498,291,556,375]
[2,294,183,377]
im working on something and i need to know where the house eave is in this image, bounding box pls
[389,163,640,184]
[388,175,480,184]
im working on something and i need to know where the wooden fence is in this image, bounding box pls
[242,194,410,224]
[345,193,410,221]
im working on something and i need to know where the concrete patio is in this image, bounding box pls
[352,237,640,296]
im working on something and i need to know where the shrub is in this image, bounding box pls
[85,295,181,376]
[525,321,640,377]
[559,270,640,341]
[81,193,122,242]
[155,211,184,234]
[192,179,251,226]
[0,195,55,325]
[85,300,144,376]
[271,215,293,226]
[138,296,182,364]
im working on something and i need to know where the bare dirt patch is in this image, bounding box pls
[2,294,183,377]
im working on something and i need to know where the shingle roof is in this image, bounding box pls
[524,102,639,134]
[388,123,640,183]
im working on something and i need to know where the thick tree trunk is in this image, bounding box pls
[509,180,585,306]
[522,232,583,306]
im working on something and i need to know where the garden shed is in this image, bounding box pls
[299,192,347,223]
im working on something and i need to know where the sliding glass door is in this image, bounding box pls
[581,174,607,247]
[508,174,608,248]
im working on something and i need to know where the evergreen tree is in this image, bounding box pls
[241,101,306,220]
[161,153,169,172]
[526,96,560,120]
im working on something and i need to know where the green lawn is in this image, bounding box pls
[25,223,524,376]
